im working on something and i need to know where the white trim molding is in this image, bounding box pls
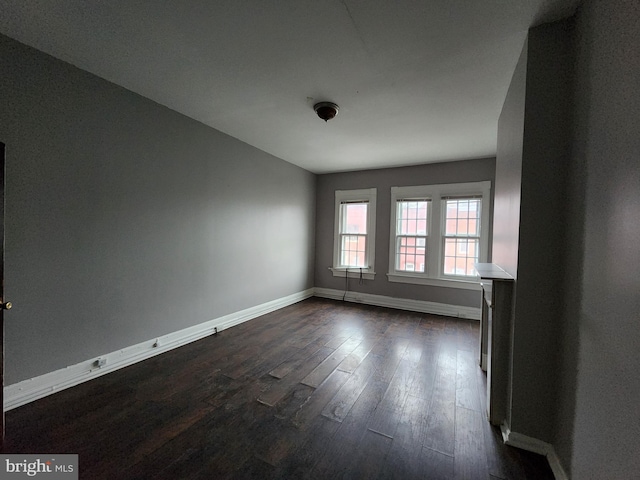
[4,289,314,412]
[314,287,480,320]
[386,273,481,290]
[501,422,569,480]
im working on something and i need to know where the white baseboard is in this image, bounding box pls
[313,287,481,320]
[501,422,568,480]
[4,289,314,411]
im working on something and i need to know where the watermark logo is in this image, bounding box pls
[1,455,77,479]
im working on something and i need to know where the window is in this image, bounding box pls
[394,199,430,273]
[332,188,377,279]
[443,197,481,276]
[388,181,490,289]
[339,202,368,267]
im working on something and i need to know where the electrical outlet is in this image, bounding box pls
[94,358,107,368]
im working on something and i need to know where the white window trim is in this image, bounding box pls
[331,188,377,279]
[387,181,490,290]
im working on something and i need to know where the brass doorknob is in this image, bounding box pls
[2,302,12,310]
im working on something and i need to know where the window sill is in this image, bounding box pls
[330,268,376,280]
[386,273,481,290]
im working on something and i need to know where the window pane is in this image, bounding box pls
[416,248,426,272]
[458,219,469,235]
[443,237,479,276]
[444,256,455,275]
[445,238,456,255]
[466,258,476,274]
[445,219,457,235]
[340,234,367,267]
[397,200,429,235]
[445,198,481,237]
[396,236,426,272]
[341,203,368,234]
[468,218,478,235]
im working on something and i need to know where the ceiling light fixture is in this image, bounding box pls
[313,102,339,122]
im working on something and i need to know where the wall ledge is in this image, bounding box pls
[501,422,568,480]
[313,287,481,320]
[4,288,314,412]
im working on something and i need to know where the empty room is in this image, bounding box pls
[0,1,638,479]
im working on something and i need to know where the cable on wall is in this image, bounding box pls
[343,268,349,301]
[342,268,365,301]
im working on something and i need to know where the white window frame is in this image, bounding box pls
[387,181,490,290]
[331,188,377,280]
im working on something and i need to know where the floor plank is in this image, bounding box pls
[424,337,458,456]
[321,352,378,422]
[456,349,482,412]
[268,336,327,379]
[367,352,418,438]
[258,346,334,407]
[300,336,362,388]
[311,372,390,478]
[293,368,352,429]
[377,393,431,479]
[454,406,490,479]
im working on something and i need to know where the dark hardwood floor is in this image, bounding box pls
[4,298,554,479]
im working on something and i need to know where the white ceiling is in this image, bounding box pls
[0,0,579,173]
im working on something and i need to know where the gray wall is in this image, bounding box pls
[315,158,495,308]
[496,3,640,477]
[556,1,640,478]
[493,38,527,431]
[0,35,316,385]
[493,40,526,277]
[494,19,573,443]
[515,20,573,443]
